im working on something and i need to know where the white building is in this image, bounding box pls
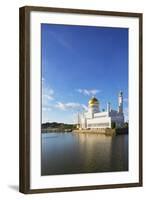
[77,92,124,129]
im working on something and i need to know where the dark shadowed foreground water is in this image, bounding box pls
[41,132,128,175]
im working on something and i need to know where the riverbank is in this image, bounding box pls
[42,128,72,133]
[41,122,75,133]
[41,127,128,135]
[73,127,128,135]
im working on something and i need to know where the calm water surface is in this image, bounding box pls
[41,132,128,175]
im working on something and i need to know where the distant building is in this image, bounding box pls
[77,92,124,129]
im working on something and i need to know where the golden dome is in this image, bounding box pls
[88,97,99,107]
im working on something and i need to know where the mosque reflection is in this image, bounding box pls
[41,132,128,175]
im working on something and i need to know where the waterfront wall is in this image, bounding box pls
[73,128,116,135]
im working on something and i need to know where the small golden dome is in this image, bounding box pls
[88,97,99,107]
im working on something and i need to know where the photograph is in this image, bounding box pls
[41,23,129,176]
[19,6,142,193]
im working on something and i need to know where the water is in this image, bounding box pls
[41,132,128,175]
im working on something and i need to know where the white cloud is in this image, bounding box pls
[55,102,67,110]
[42,85,55,108]
[77,88,100,96]
[43,94,54,100]
[42,107,52,111]
[81,104,88,111]
[55,102,87,111]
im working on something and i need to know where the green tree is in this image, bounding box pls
[124,122,128,128]
[111,121,116,129]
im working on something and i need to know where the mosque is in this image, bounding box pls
[77,91,125,129]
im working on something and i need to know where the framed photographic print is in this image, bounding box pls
[19,6,143,194]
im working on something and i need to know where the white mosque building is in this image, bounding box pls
[77,91,125,129]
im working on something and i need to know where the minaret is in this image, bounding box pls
[118,91,123,113]
[76,112,80,129]
[107,102,111,113]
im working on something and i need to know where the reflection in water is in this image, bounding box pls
[41,132,128,175]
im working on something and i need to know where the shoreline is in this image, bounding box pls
[41,127,128,135]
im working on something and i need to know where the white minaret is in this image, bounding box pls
[107,102,111,113]
[76,113,80,129]
[118,91,123,113]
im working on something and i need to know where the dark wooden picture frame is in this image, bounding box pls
[19,6,143,194]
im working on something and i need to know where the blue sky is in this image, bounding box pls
[41,24,128,123]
